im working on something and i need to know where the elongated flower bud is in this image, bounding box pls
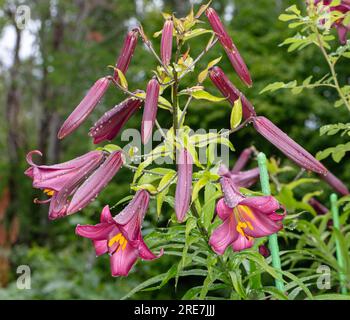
[175,148,193,222]
[209,66,256,120]
[308,198,329,215]
[252,116,327,175]
[232,147,254,173]
[161,20,173,66]
[321,171,349,195]
[58,77,110,139]
[67,150,123,215]
[206,8,252,87]
[89,94,143,144]
[141,78,160,144]
[113,29,138,80]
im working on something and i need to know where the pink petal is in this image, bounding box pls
[231,167,260,188]
[209,215,238,255]
[100,205,114,223]
[93,240,108,256]
[232,147,254,173]
[109,243,139,277]
[220,177,245,208]
[216,198,233,220]
[75,223,116,240]
[231,234,254,252]
[240,196,280,215]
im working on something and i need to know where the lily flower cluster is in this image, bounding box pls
[25,5,348,277]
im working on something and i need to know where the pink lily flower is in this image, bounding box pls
[25,150,106,220]
[209,66,256,120]
[113,29,139,81]
[141,78,160,144]
[308,198,329,215]
[67,150,124,215]
[57,77,110,140]
[75,190,163,276]
[175,148,193,222]
[321,171,349,195]
[89,95,143,144]
[209,192,285,254]
[206,8,252,87]
[252,116,327,175]
[160,19,174,66]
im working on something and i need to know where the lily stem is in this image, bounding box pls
[257,152,285,293]
[330,193,348,294]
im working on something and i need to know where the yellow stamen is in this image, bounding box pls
[234,206,255,238]
[108,232,128,251]
[44,189,55,196]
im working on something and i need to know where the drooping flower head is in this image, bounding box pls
[57,77,110,140]
[75,190,163,276]
[113,28,139,81]
[175,148,193,222]
[209,179,285,254]
[160,19,174,66]
[209,66,256,120]
[25,150,123,220]
[141,78,160,144]
[89,94,143,144]
[252,116,327,175]
[206,7,252,87]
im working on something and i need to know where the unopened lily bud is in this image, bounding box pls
[308,198,329,215]
[206,8,252,87]
[161,19,173,66]
[321,171,349,195]
[175,148,193,222]
[58,77,110,139]
[89,94,143,144]
[252,116,327,175]
[259,245,270,258]
[209,66,256,120]
[113,29,138,81]
[141,78,160,144]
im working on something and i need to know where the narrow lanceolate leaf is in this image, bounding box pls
[160,19,173,66]
[57,77,110,139]
[205,7,252,87]
[89,94,143,144]
[252,116,328,175]
[115,68,128,89]
[175,148,193,222]
[67,150,123,215]
[230,98,242,129]
[141,78,160,144]
[113,29,138,81]
[209,66,256,120]
[321,171,349,196]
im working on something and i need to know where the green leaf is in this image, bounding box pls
[260,82,286,94]
[279,14,298,22]
[115,68,128,89]
[183,28,213,41]
[230,98,242,129]
[156,172,177,216]
[187,90,226,102]
[198,56,222,83]
[203,183,217,229]
[192,176,209,202]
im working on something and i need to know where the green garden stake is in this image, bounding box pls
[257,152,285,292]
[330,193,348,295]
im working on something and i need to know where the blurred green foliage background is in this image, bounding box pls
[0,0,349,299]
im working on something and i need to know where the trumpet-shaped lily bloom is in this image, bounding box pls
[89,95,143,144]
[209,194,285,254]
[67,150,124,215]
[206,8,252,87]
[113,29,139,81]
[160,20,173,66]
[209,66,256,120]
[57,77,110,139]
[308,197,329,215]
[75,190,163,276]
[252,116,327,175]
[25,150,106,220]
[141,78,160,144]
[175,148,193,222]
